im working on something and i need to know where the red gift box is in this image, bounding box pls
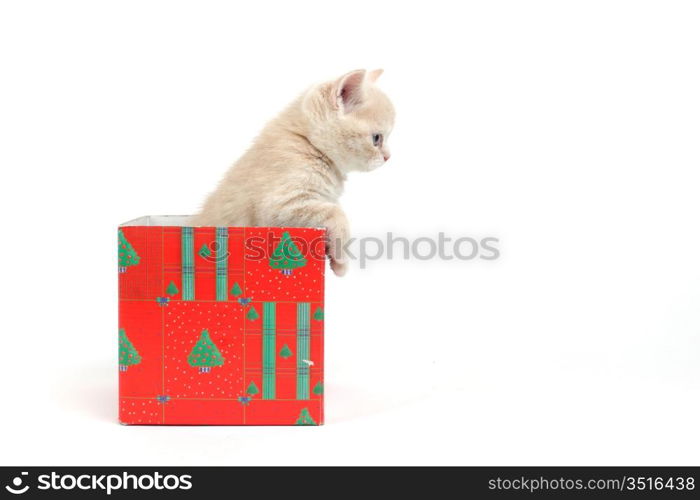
[118,216,325,425]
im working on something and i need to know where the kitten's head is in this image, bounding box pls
[303,69,395,173]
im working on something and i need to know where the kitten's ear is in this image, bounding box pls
[333,69,366,113]
[367,69,384,83]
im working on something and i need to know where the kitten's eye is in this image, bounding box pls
[372,133,383,147]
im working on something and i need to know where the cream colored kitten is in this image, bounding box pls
[193,69,395,276]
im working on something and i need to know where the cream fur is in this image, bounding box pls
[193,69,395,276]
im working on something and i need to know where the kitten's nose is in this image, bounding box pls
[383,153,391,162]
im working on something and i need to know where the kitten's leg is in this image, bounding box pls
[324,206,350,277]
[279,201,350,276]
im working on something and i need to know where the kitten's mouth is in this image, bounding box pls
[367,160,385,172]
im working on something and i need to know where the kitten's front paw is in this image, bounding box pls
[330,259,348,277]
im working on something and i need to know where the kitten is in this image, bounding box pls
[193,69,395,276]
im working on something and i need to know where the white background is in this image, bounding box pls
[1,0,698,466]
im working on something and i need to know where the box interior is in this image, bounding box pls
[120,215,194,227]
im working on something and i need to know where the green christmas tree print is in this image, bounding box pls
[166,281,179,296]
[187,329,225,373]
[312,381,324,396]
[269,231,307,275]
[198,244,211,259]
[119,328,141,372]
[280,344,292,359]
[246,381,259,396]
[313,306,324,321]
[230,282,243,297]
[118,229,140,273]
[247,306,259,321]
[295,408,317,425]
